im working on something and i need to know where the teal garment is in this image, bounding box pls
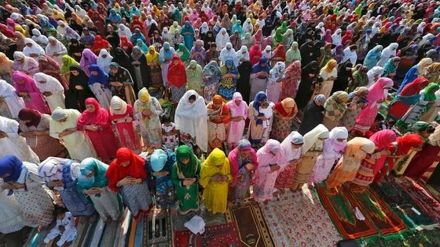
[231,22,243,36]
[382,59,397,77]
[77,158,109,190]
[177,43,190,62]
[172,9,182,23]
[136,39,149,53]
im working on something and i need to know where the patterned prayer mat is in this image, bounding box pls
[260,187,342,247]
[316,184,378,239]
[349,185,406,235]
[394,177,440,224]
[371,177,438,230]
[225,199,274,247]
[174,222,240,247]
[357,228,440,247]
[128,209,172,247]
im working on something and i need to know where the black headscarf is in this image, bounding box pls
[295,61,320,109]
[65,65,95,111]
[331,61,353,94]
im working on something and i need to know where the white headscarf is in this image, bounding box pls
[118,24,132,38]
[216,28,230,51]
[262,45,273,60]
[23,38,45,57]
[367,66,385,86]
[269,62,286,82]
[33,72,64,93]
[97,49,113,74]
[200,22,209,34]
[236,46,250,62]
[342,47,357,65]
[280,131,303,164]
[302,124,329,154]
[219,42,238,66]
[0,80,25,118]
[175,90,208,152]
[242,18,254,34]
[31,29,49,47]
[45,36,67,58]
[377,43,398,67]
[331,29,342,46]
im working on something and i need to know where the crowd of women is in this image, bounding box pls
[0,0,440,242]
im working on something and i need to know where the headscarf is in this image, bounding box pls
[396,134,424,155]
[18,108,42,127]
[177,43,190,62]
[87,64,108,86]
[150,149,169,172]
[302,124,329,154]
[168,55,187,87]
[251,58,270,74]
[274,97,297,118]
[0,155,23,183]
[106,147,147,191]
[203,148,229,168]
[286,42,301,64]
[79,49,98,76]
[236,46,250,62]
[77,98,109,128]
[257,139,285,165]
[175,145,199,177]
[77,158,109,189]
[23,38,45,57]
[252,91,267,112]
[370,129,397,150]
[97,49,113,74]
[146,46,159,65]
[280,131,303,164]
[159,42,176,63]
[422,83,440,101]
[109,96,128,115]
[61,55,80,74]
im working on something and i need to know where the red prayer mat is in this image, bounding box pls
[174,222,240,247]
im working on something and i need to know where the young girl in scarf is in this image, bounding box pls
[248,92,274,148]
[207,95,231,151]
[147,149,176,209]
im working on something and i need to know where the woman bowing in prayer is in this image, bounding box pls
[88,64,112,109]
[253,139,285,202]
[218,60,238,100]
[133,88,163,148]
[171,145,201,215]
[0,116,39,163]
[0,188,25,234]
[13,71,50,114]
[49,108,97,161]
[106,148,152,218]
[77,98,119,162]
[311,127,348,184]
[0,155,54,228]
[207,95,231,151]
[280,61,301,101]
[200,148,232,214]
[326,137,376,190]
[108,63,136,105]
[322,91,350,130]
[270,97,298,142]
[18,108,65,160]
[77,158,122,222]
[38,157,96,217]
[110,96,141,152]
[226,92,248,149]
[168,55,187,104]
[319,59,338,98]
[175,90,208,153]
[0,79,25,119]
[292,124,329,190]
[275,131,304,191]
[147,149,176,209]
[33,73,66,112]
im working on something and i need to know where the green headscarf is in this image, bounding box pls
[411,121,431,132]
[176,145,199,177]
[422,83,440,102]
[76,158,109,190]
[61,55,80,74]
[177,43,190,62]
[286,42,301,64]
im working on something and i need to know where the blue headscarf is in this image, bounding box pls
[231,21,243,36]
[108,9,122,23]
[88,64,109,86]
[225,60,238,74]
[251,58,271,73]
[150,149,168,172]
[136,39,149,53]
[159,42,175,63]
[252,91,267,111]
[0,155,23,183]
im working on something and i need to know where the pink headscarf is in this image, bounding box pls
[367,77,394,103]
[228,140,257,186]
[370,129,397,177]
[77,98,111,129]
[256,139,285,166]
[12,71,39,93]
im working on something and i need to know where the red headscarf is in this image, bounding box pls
[249,44,262,65]
[106,147,147,191]
[272,44,286,61]
[77,98,111,129]
[119,36,133,51]
[396,134,424,156]
[18,108,41,127]
[167,55,187,88]
[92,35,110,54]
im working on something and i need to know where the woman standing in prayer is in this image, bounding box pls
[0,155,54,228]
[248,92,274,147]
[13,71,50,114]
[79,48,98,77]
[106,148,152,217]
[326,137,376,190]
[131,46,150,90]
[108,63,136,105]
[33,73,66,111]
[171,145,201,214]
[110,96,141,152]
[279,60,301,101]
[18,108,65,160]
[38,55,68,89]
[353,77,393,135]
[250,58,270,101]
[292,124,329,190]
[363,45,383,70]
[0,79,25,119]
[159,42,176,87]
[133,88,163,148]
[228,139,258,201]
[275,131,304,190]
[266,61,285,103]
[295,61,320,109]
[38,157,96,217]
[270,97,298,142]
[77,158,122,222]
[202,60,222,103]
[322,91,349,130]
[253,139,285,202]
[186,60,203,94]
[50,108,97,161]
[226,92,248,149]
[88,64,112,109]
[200,148,231,214]
[190,40,206,67]
[77,98,119,162]
[319,59,338,98]
[311,127,348,183]
[237,59,253,102]
[175,90,208,152]
[207,95,231,151]
[65,65,95,111]
[0,116,39,163]
[60,55,80,78]
[298,94,326,135]
[181,21,195,50]
[147,149,176,209]
[352,130,397,188]
[168,55,187,104]
[96,49,113,74]
[218,60,238,100]
[45,36,67,65]
[285,42,301,65]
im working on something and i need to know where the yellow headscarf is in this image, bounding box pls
[204,148,229,167]
[138,87,151,103]
[146,45,159,65]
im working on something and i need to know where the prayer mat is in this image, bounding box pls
[316,184,377,239]
[348,185,406,235]
[127,209,172,247]
[371,178,437,230]
[225,199,275,247]
[260,187,342,247]
[394,177,440,224]
[174,222,240,247]
[357,228,440,247]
